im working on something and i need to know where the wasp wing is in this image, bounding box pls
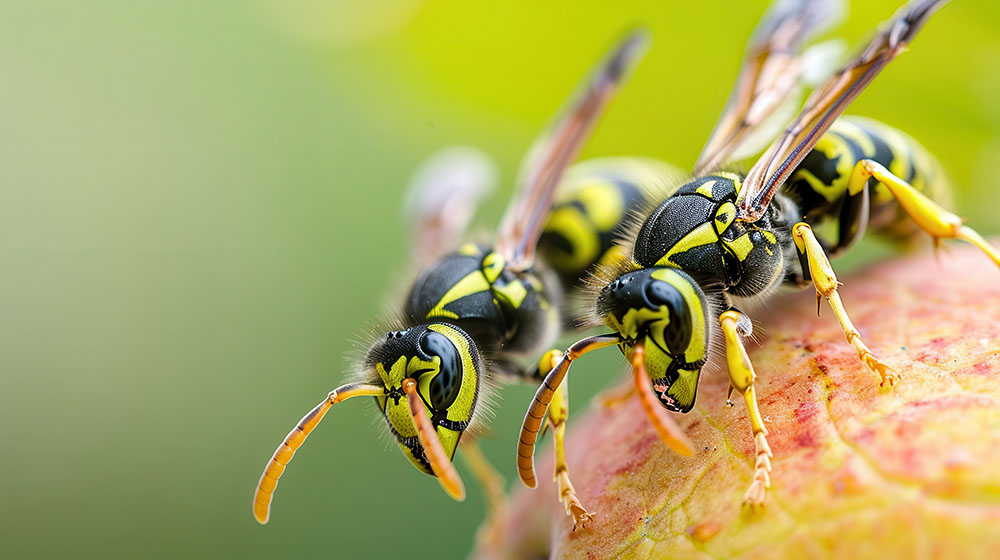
[693,0,843,176]
[402,146,498,263]
[736,0,948,222]
[495,30,649,272]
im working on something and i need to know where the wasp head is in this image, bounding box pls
[597,267,709,413]
[364,323,482,477]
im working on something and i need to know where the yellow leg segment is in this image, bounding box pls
[849,159,1000,268]
[548,372,593,530]
[531,348,594,530]
[792,222,899,387]
[720,311,773,507]
[460,439,506,518]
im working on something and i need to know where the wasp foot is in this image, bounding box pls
[846,330,898,388]
[557,469,594,530]
[742,431,773,508]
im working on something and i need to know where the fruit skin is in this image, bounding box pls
[472,245,1000,560]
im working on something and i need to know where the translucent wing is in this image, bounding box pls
[402,146,498,263]
[495,30,649,272]
[736,0,948,222]
[694,0,844,175]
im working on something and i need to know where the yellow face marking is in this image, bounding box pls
[458,243,480,257]
[425,270,491,320]
[603,269,706,367]
[605,306,671,342]
[641,335,673,380]
[656,222,719,268]
[650,268,706,364]
[378,324,481,472]
[414,355,441,406]
[377,357,418,440]
[664,368,700,410]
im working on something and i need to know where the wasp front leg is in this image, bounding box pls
[719,311,773,507]
[847,159,1000,268]
[539,349,594,530]
[792,222,898,387]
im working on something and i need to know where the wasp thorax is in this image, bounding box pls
[632,174,782,297]
[364,323,482,476]
[597,268,709,413]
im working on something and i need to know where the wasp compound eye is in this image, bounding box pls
[643,278,693,355]
[417,330,462,410]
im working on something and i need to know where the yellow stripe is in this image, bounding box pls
[425,271,491,320]
[695,180,716,198]
[657,222,718,267]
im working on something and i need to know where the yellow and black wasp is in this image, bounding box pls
[517,0,1000,522]
[251,31,656,525]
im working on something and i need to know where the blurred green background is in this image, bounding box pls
[1,1,998,558]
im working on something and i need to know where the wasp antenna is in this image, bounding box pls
[516,334,620,488]
[402,378,466,501]
[631,343,694,456]
[252,383,383,525]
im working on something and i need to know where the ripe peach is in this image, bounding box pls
[473,245,1000,559]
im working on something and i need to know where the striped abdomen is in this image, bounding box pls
[538,157,682,289]
[784,116,950,243]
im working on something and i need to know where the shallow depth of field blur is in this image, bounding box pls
[2,1,999,558]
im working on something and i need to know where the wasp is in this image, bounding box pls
[517,0,998,524]
[251,31,658,525]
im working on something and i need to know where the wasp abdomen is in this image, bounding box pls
[785,116,949,245]
[538,158,679,289]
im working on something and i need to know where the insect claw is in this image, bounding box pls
[879,366,901,389]
[571,509,595,532]
[742,481,768,510]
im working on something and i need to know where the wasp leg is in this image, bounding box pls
[719,310,773,507]
[460,439,506,517]
[847,159,1000,268]
[792,222,898,387]
[517,334,620,489]
[547,366,594,531]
